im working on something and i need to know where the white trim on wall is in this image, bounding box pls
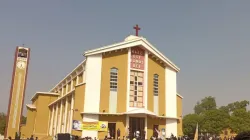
[84,54,103,113]
[63,97,68,133]
[69,93,74,133]
[57,101,63,133]
[49,107,55,135]
[165,67,177,118]
[166,119,177,138]
[53,104,58,135]
[126,48,131,112]
[144,51,148,109]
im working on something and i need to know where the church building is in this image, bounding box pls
[21,32,183,139]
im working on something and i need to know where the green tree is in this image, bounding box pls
[201,109,230,135]
[194,96,216,114]
[183,114,202,135]
[229,109,250,133]
[228,100,249,112]
[21,116,27,124]
[184,97,250,136]
[219,100,249,115]
[0,112,26,135]
[0,112,6,135]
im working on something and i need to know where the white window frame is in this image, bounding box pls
[110,68,118,91]
[153,74,159,96]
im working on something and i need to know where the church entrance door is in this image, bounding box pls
[129,117,145,139]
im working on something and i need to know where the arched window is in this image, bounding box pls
[153,74,159,96]
[110,68,118,91]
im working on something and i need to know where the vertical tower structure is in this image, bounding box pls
[5,47,30,138]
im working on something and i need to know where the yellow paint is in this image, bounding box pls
[98,115,126,139]
[21,94,57,139]
[148,55,166,115]
[33,95,57,138]
[21,108,36,138]
[6,59,28,138]
[147,117,166,139]
[71,84,85,136]
[100,50,128,113]
[177,95,183,136]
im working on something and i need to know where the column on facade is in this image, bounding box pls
[57,100,63,133]
[66,81,69,95]
[49,106,55,136]
[71,78,74,90]
[53,104,59,135]
[68,93,75,133]
[65,96,71,133]
[76,74,79,85]
[63,96,69,133]
[144,51,148,109]
[145,116,148,139]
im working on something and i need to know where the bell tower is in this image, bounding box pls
[5,46,30,138]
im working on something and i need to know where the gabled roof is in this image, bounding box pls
[30,92,59,101]
[83,35,180,72]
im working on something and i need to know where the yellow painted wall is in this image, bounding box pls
[20,125,26,139]
[148,55,166,115]
[32,95,57,138]
[21,108,36,138]
[71,84,85,136]
[177,95,183,136]
[98,115,126,139]
[147,117,166,139]
[6,60,28,138]
[99,50,128,113]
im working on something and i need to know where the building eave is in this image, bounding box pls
[30,92,59,101]
[26,104,36,109]
[83,36,180,72]
[80,112,179,119]
[49,59,86,92]
[177,93,184,99]
[48,89,75,107]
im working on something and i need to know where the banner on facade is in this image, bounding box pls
[81,121,108,131]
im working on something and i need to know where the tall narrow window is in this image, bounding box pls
[130,71,143,107]
[153,74,159,96]
[110,68,118,91]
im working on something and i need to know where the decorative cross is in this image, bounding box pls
[133,24,141,36]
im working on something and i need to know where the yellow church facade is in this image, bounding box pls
[21,35,183,139]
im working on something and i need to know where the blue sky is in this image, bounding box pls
[1,1,250,115]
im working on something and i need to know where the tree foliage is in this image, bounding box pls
[184,97,250,136]
[194,96,216,114]
[0,112,27,135]
[200,109,229,134]
[0,112,6,135]
[183,114,202,135]
[229,109,250,133]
